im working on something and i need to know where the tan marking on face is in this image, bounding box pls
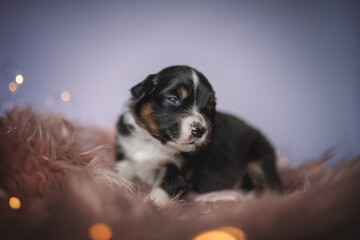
[139,101,158,135]
[178,87,189,99]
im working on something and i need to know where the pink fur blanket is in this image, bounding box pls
[1,108,359,239]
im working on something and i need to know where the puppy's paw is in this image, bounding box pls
[146,187,170,206]
[194,190,256,203]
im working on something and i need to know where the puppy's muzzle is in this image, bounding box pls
[191,124,206,139]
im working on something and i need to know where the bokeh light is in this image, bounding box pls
[218,226,247,240]
[89,223,113,240]
[8,81,17,92]
[9,196,21,210]
[193,226,247,240]
[278,157,291,168]
[60,91,71,102]
[193,230,236,240]
[15,74,24,84]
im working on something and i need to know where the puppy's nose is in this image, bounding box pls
[191,124,206,138]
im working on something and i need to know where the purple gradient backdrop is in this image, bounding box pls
[1,0,359,165]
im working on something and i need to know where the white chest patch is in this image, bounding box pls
[116,112,181,185]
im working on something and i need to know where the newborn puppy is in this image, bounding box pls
[116,65,282,205]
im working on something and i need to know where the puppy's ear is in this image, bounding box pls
[131,74,156,102]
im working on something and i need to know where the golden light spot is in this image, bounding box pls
[9,81,17,92]
[193,230,237,240]
[15,74,24,84]
[89,223,113,240]
[9,196,21,210]
[218,226,247,240]
[60,91,71,102]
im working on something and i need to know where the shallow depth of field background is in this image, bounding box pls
[1,0,359,165]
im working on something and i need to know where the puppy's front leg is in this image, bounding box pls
[148,164,187,206]
[116,160,136,181]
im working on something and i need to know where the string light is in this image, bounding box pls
[89,223,112,240]
[8,81,17,92]
[61,91,71,102]
[15,74,24,85]
[193,226,247,240]
[9,196,21,210]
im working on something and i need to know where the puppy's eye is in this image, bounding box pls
[167,97,180,105]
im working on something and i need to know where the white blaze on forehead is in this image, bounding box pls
[192,70,199,90]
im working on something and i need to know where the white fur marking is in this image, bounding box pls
[116,109,181,185]
[116,160,135,180]
[147,187,170,206]
[178,115,200,142]
[194,190,257,203]
[192,70,199,89]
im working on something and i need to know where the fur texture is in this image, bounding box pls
[1,108,360,239]
[116,66,282,205]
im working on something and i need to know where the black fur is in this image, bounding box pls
[116,65,282,200]
[189,112,282,193]
[130,74,156,102]
[116,114,134,136]
[159,164,188,197]
[132,66,215,146]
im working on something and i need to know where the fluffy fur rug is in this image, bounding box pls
[1,107,359,240]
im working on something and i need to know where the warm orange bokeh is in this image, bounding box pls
[8,81,17,92]
[193,230,236,240]
[218,226,247,240]
[9,196,21,210]
[89,223,113,240]
[193,226,247,240]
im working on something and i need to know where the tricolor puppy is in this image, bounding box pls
[116,65,282,205]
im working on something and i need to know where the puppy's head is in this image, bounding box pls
[131,65,216,152]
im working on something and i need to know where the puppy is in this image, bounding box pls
[115,65,282,205]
